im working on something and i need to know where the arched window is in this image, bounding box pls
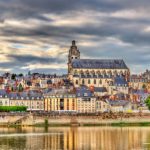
[76,80,78,85]
[82,79,85,85]
[99,79,102,84]
[94,79,96,84]
[88,79,90,84]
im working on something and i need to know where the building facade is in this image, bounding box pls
[44,91,77,112]
[68,41,130,94]
[76,86,97,113]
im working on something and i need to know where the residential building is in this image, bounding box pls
[0,90,9,106]
[106,100,132,112]
[76,86,96,113]
[129,74,148,90]
[44,89,77,112]
[109,76,129,95]
[96,99,109,112]
[9,92,44,111]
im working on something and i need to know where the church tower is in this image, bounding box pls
[68,40,80,74]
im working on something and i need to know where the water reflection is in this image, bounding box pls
[0,127,149,150]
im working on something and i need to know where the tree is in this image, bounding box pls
[28,71,31,76]
[11,74,16,80]
[142,84,146,89]
[11,87,14,92]
[18,73,23,77]
[145,96,150,110]
[18,83,23,92]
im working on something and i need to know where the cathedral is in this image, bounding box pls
[68,40,130,91]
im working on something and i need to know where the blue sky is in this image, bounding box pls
[0,0,149,74]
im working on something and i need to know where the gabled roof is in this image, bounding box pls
[72,59,128,69]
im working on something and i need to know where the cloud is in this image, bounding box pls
[0,0,149,74]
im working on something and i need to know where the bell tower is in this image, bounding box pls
[68,40,80,74]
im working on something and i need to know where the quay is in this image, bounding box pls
[0,112,150,126]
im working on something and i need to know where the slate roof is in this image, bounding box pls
[94,87,107,93]
[114,76,128,86]
[106,100,130,106]
[76,86,94,97]
[72,59,128,69]
[8,90,43,100]
[0,89,8,98]
[44,89,76,98]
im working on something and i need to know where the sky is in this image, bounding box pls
[0,0,150,75]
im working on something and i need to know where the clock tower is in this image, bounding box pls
[68,40,80,74]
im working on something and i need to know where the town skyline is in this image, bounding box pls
[0,0,149,74]
[0,40,149,76]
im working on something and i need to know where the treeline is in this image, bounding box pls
[0,106,27,112]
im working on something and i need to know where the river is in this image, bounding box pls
[0,126,149,150]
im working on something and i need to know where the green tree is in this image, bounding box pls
[18,83,23,92]
[18,73,23,77]
[145,96,150,110]
[142,84,146,89]
[28,71,31,76]
[11,87,14,92]
[11,74,16,80]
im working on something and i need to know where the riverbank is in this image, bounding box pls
[1,113,150,127]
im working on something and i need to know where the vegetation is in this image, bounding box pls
[142,84,146,89]
[11,74,16,80]
[111,122,150,127]
[145,96,150,110]
[18,73,23,77]
[0,106,27,112]
[18,83,24,92]
[44,119,49,127]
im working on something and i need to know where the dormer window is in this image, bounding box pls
[84,93,88,96]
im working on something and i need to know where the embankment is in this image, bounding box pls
[1,114,150,126]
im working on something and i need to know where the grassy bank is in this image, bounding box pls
[34,121,150,127]
[110,122,150,127]
[1,122,150,127]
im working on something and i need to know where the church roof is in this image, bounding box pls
[72,59,128,69]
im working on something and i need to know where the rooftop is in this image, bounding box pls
[72,59,128,69]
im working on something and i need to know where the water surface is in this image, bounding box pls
[0,126,149,150]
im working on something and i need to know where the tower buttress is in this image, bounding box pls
[68,40,80,74]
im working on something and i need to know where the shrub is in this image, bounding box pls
[0,106,27,112]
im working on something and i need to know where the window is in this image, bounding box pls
[99,80,102,84]
[88,79,90,84]
[82,79,85,85]
[76,80,78,85]
[94,79,96,84]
